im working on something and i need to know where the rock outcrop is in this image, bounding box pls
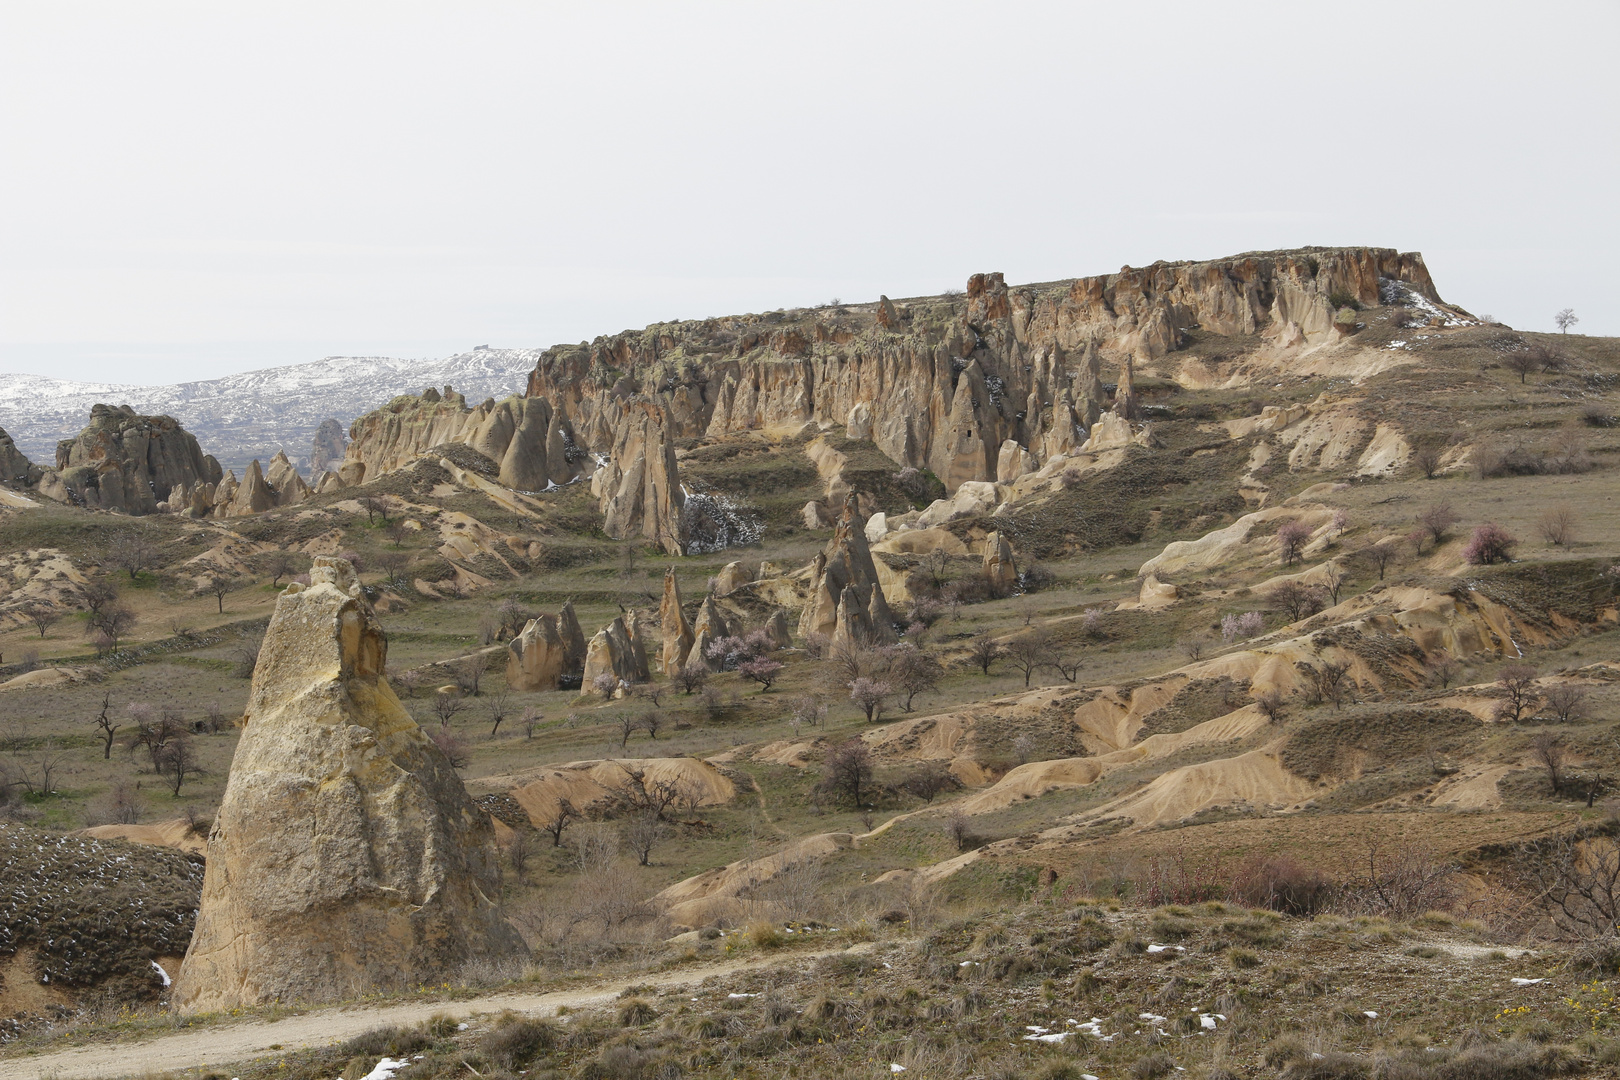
[521,248,1443,496]
[581,612,652,692]
[37,405,222,515]
[506,607,588,691]
[310,418,346,480]
[172,557,519,1011]
[265,451,312,507]
[983,531,1017,593]
[341,387,585,491]
[0,425,39,487]
[659,569,696,674]
[689,593,735,670]
[800,493,896,643]
[591,398,686,555]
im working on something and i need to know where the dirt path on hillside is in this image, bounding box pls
[0,946,864,1080]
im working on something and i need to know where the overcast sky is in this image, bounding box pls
[2,1,1615,385]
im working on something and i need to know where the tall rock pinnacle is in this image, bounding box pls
[173,556,521,1011]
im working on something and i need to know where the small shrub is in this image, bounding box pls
[747,922,785,949]
[480,1014,558,1069]
[1228,948,1261,969]
[1464,523,1518,565]
[1130,1052,1177,1080]
[616,998,658,1027]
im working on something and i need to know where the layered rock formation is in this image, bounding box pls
[310,418,346,479]
[581,611,652,692]
[517,248,1444,495]
[591,398,686,554]
[506,603,589,691]
[659,569,696,674]
[340,386,585,491]
[173,557,519,1010]
[689,593,735,670]
[800,494,896,645]
[0,425,39,487]
[36,405,222,515]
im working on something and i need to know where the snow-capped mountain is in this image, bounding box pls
[0,348,537,478]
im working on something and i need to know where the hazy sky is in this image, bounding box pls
[2,1,1616,384]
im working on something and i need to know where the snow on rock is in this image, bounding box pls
[150,960,171,987]
[357,1058,410,1080]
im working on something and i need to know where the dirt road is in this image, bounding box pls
[0,947,859,1080]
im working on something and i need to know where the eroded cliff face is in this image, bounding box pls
[0,425,39,487]
[173,557,520,1011]
[341,386,585,491]
[524,248,1442,493]
[36,405,222,515]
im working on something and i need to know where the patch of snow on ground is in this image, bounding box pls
[150,960,171,987]
[358,1058,410,1080]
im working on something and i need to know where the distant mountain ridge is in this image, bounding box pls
[0,348,537,478]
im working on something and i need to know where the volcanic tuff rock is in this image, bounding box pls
[340,386,585,492]
[0,425,39,486]
[172,557,519,1011]
[800,493,896,641]
[590,397,687,554]
[689,593,736,671]
[659,568,696,674]
[581,612,652,691]
[506,604,588,691]
[36,405,223,515]
[309,418,346,480]
[517,248,1441,495]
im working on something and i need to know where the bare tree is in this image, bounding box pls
[672,659,708,695]
[432,692,467,728]
[92,693,117,760]
[357,495,390,524]
[87,606,136,650]
[1005,631,1055,688]
[624,810,662,867]
[1048,652,1084,683]
[1274,520,1312,566]
[504,829,532,883]
[429,725,471,769]
[618,711,641,750]
[542,797,579,847]
[103,531,162,581]
[1416,502,1460,547]
[887,644,943,709]
[1529,829,1618,942]
[1321,562,1346,606]
[450,652,486,696]
[1427,653,1463,690]
[1531,733,1567,795]
[1496,664,1539,723]
[901,761,962,804]
[485,688,513,737]
[80,577,119,619]
[1537,504,1578,546]
[198,573,235,614]
[641,709,664,741]
[1271,581,1326,623]
[1504,350,1539,383]
[23,604,60,638]
[1310,660,1354,710]
[1352,841,1459,919]
[376,550,410,589]
[1555,308,1579,334]
[257,551,297,586]
[944,809,973,852]
[1412,445,1443,479]
[820,738,874,808]
[1357,538,1400,581]
[1178,634,1212,663]
[966,634,1004,676]
[156,734,199,795]
[1544,684,1590,724]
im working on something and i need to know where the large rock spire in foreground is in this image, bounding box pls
[173,557,520,1012]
